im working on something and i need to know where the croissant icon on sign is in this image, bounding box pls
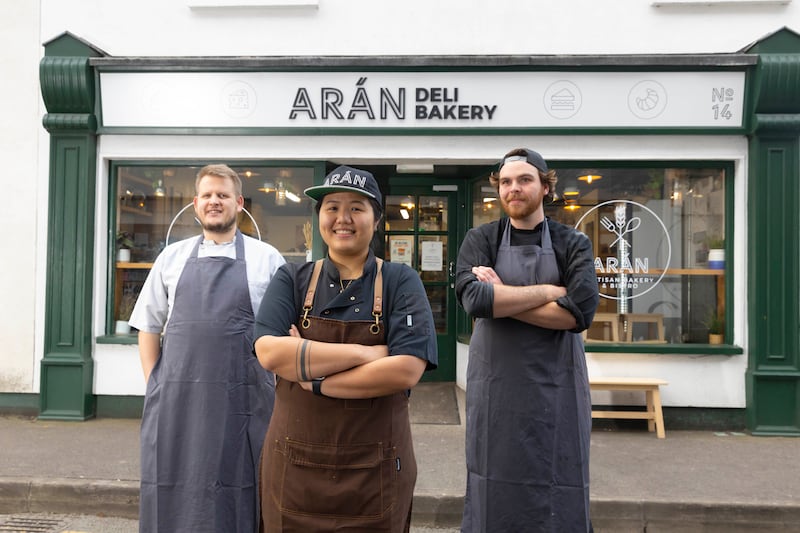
[636,88,659,112]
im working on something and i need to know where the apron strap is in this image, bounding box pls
[300,259,384,332]
[371,259,383,334]
[301,260,325,329]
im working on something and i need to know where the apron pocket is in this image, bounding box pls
[278,439,396,520]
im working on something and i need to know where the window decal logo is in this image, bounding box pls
[576,200,672,300]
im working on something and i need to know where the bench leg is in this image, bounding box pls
[646,390,655,433]
[651,388,666,439]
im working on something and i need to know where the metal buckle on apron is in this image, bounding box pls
[370,311,381,335]
[301,305,312,329]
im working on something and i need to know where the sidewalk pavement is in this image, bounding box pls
[1,384,799,532]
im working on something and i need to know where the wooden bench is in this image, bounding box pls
[589,377,668,438]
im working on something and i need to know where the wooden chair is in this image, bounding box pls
[621,313,666,343]
[583,312,622,342]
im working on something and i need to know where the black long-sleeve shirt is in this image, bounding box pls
[455,217,599,332]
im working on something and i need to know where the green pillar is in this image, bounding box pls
[38,33,103,420]
[745,29,800,435]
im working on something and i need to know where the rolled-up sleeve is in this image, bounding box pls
[455,226,496,318]
[555,229,599,333]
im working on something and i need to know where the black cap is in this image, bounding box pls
[498,148,548,173]
[304,165,382,205]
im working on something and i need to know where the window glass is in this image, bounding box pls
[471,166,727,346]
[112,164,314,335]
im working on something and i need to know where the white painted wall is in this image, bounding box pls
[0,1,43,393]
[41,0,798,57]
[2,0,776,403]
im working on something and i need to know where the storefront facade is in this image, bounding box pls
[4,2,799,435]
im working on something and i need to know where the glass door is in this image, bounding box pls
[384,186,457,381]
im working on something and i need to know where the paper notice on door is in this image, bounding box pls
[421,241,443,271]
[390,236,413,268]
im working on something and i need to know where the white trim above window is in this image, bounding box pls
[187,0,319,9]
[652,0,789,6]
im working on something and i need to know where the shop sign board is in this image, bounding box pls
[100,71,744,129]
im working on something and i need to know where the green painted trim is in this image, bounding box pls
[96,395,144,418]
[90,54,758,72]
[586,344,743,355]
[0,393,40,416]
[745,29,800,435]
[592,407,746,432]
[96,335,138,345]
[94,125,750,137]
[39,34,100,421]
[458,336,742,355]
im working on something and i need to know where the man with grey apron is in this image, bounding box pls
[130,164,285,532]
[455,149,599,532]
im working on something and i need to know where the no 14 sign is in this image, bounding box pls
[711,87,735,120]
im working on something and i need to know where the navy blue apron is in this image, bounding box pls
[140,231,275,533]
[462,219,592,532]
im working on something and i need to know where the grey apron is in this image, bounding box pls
[140,231,275,533]
[462,219,592,533]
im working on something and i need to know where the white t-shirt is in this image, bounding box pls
[128,233,286,334]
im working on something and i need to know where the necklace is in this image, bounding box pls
[339,279,353,293]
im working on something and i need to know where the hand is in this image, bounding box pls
[472,265,503,285]
[549,284,568,300]
[297,380,313,392]
[364,344,390,362]
[288,324,301,338]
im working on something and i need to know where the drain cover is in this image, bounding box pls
[0,516,65,532]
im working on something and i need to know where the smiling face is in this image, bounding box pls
[497,160,549,229]
[193,174,244,241]
[318,191,379,262]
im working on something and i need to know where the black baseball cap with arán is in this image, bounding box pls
[498,148,548,174]
[304,165,382,205]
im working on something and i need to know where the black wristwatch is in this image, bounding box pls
[312,378,326,397]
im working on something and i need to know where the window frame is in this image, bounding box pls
[459,159,742,355]
[98,159,325,343]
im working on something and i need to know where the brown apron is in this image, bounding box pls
[260,259,417,532]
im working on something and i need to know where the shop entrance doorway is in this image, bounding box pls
[384,178,460,381]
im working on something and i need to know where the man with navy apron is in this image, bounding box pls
[129,164,285,532]
[455,149,599,532]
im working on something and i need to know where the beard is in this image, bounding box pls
[200,213,238,234]
[500,195,541,219]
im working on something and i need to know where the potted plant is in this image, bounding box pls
[704,309,724,345]
[116,231,134,263]
[706,235,725,270]
[115,291,137,335]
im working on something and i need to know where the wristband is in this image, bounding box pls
[312,378,326,397]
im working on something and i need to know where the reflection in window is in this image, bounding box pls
[111,164,314,335]
[471,166,727,345]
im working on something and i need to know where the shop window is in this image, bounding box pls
[470,165,729,346]
[110,163,314,336]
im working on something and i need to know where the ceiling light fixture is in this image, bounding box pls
[577,172,602,184]
[153,179,166,197]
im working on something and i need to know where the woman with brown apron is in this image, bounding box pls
[253,165,438,532]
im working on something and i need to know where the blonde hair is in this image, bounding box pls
[195,164,243,196]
